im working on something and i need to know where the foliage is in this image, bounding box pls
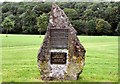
[36,13,48,36]
[1,2,120,36]
[86,20,96,35]
[116,22,120,35]
[64,8,78,20]
[1,17,14,37]
[96,19,111,35]
[72,20,87,35]
[74,3,88,15]
[83,9,94,21]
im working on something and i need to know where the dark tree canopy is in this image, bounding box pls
[1,2,120,36]
[1,17,14,37]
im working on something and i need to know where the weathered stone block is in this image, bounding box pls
[37,3,86,81]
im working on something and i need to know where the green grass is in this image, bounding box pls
[1,34,118,82]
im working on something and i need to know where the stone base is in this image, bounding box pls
[38,56,84,81]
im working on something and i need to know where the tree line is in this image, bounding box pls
[1,2,120,36]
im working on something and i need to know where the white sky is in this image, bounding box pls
[0,0,120,2]
[0,0,23,2]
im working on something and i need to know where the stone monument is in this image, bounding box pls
[37,3,86,81]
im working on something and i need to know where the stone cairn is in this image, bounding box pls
[37,3,86,81]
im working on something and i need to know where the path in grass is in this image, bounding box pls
[1,34,118,82]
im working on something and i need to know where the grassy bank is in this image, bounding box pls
[1,34,118,82]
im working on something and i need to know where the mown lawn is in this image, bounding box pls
[1,34,118,82]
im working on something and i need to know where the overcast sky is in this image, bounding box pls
[0,0,120,2]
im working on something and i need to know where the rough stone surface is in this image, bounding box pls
[37,3,86,81]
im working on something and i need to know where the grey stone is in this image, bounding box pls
[37,3,86,81]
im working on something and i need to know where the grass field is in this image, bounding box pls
[1,34,118,82]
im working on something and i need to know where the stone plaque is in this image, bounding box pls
[50,52,67,64]
[50,29,68,49]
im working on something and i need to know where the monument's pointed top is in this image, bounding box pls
[49,3,76,33]
[52,2,57,6]
[52,2,57,5]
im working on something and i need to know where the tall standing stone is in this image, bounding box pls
[37,3,86,81]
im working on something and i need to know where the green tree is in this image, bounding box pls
[87,19,96,35]
[1,2,119,36]
[1,17,14,37]
[116,22,120,35]
[96,19,111,35]
[36,13,48,37]
[72,20,87,35]
[74,3,88,15]
[20,8,37,34]
[104,6,119,34]
[83,9,94,21]
[64,8,78,20]
[2,2,11,13]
